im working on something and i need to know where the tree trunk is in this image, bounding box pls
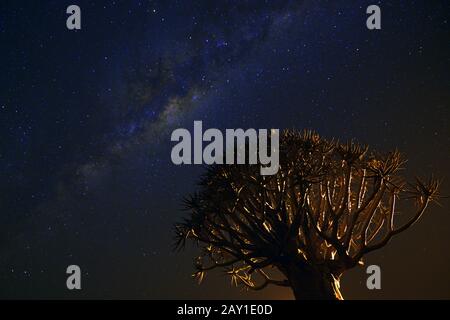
[283,264,343,300]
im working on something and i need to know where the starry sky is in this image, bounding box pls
[0,0,449,299]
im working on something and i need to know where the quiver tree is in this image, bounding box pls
[174,130,440,300]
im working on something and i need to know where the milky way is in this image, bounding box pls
[0,0,449,299]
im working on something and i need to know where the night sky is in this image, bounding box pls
[0,0,449,299]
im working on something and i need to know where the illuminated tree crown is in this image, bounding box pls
[175,130,440,300]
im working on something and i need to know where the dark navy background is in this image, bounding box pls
[0,1,449,298]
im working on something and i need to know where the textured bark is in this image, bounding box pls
[284,264,343,300]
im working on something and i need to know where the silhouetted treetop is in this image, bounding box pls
[174,129,440,299]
